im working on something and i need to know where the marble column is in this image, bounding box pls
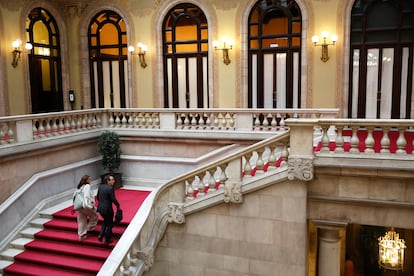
[313,220,348,276]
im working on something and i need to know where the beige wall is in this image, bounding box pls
[0,0,346,115]
[150,180,308,275]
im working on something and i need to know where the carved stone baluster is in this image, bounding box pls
[175,114,181,129]
[243,152,252,176]
[268,145,276,170]
[115,113,121,128]
[87,114,92,129]
[0,128,5,144]
[279,114,286,128]
[137,113,144,128]
[7,127,15,143]
[280,143,289,166]
[199,113,205,128]
[396,127,407,154]
[153,113,160,128]
[364,126,375,154]
[334,125,344,153]
[70,116,77,132]
[32,123,39,139]
[77,116,82,131]
[147,113,153,128]
[59,118,65,134]
[108,113,115,127]
[263,114,269,129]
[206,113,212,129]
[190,113,197,128]
[129,113,135,128]
[185,180,194,202]
[218,164,228,189]
[254,114,260,130]
[229,113,235,129]
[255,148,265,172]
[64,117,71,133]
[380,126,390,154]
[45,120,52,137]
[213,114,219,129]
[349,126,360,153]
[208,169,216,191]
[38,121,45,138]
[320,125,330,153]
[82,115,87,130]
[121,113,127,127]
[221,113,227,129]
[183,113,190,129]
[271,114,277,130]
[52,118,58,136]
[95,114,101,128]
[197,175,205,198]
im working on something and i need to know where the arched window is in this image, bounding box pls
[162,3,209,108]
[349,0,414,118]
[248,0,302,108]
[26,7,62,113]
[88,10,129,108]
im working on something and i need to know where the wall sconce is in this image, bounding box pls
[11,39,33,68]
[213,37,234,65]
[378,228,406,271]
[128,42,148,68]
[311,31,338,62]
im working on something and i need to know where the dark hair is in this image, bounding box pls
[77,175,90,189]
[104,174,113,183]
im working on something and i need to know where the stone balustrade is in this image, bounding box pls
[0,108,338,145]
[313,119,414,155]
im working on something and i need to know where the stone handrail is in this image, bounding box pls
[98,131,291,275]
[0,108,339,145]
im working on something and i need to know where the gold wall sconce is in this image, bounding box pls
[128,42,148,68]
[213,37,234,65]
[11,39,33,68]
[311,31,338,62]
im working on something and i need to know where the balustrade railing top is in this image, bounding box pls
[0,108,339,146]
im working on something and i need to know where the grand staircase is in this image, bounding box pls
[0,187,150,276]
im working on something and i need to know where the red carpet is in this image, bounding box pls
[3,188,150,276]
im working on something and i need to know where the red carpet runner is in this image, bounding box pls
[3,188,151,276]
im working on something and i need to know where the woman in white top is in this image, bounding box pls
[74,175,98,241]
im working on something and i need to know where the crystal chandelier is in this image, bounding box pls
[378,228,406,271]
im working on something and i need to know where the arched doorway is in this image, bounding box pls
[88,10,129,108]
[26,7,63,113]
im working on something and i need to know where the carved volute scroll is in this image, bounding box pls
[167,202,185,224]
[223,182,243,203]
[287,157,314,181]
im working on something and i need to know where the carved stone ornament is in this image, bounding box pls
[167,203,185,224]
[223,182,243,204]
[136,247,154,271]
[287,157,314,181]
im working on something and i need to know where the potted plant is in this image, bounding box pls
[98,131,122,188]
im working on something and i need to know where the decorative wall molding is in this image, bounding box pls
[224,182,243,203]
[287,157,314,181]
[167,203,185,224]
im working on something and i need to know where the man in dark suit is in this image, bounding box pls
[97,174,120,245]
